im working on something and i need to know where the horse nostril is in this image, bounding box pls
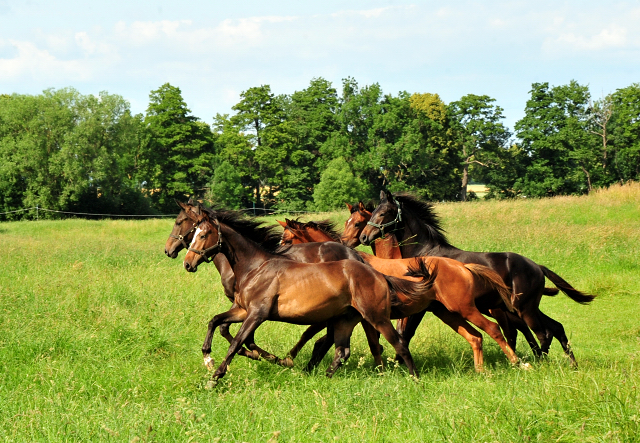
[360,234,368,245]
[184,262,191,271]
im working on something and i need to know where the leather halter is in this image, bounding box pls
[367,199,402,237]
[169,221,198,250]
[187,218,223,263]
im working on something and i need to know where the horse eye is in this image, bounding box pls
[355,222,362,227]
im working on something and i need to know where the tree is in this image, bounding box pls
[610,84,640,182]
[449,94,511,201]
[514,81,593,196]
[312,157,371,211]
[138,83,215,212]
[205,160,248,209]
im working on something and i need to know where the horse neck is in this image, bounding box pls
[218,224,272,282]
[373,234,403,259]
[398,211,458,257]
[307,229,334,243]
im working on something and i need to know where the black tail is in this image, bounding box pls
[386,259,436,308]
[540,265,595,304]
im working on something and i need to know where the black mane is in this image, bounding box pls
[202,206,284,255]
[393,193,454,250]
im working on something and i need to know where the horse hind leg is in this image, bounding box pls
[372,320,418,377]
[305,325,335,372]
[219,322,261,362]
[539,311,577,368]
[286,323,327,360]
[462,309,519,365]
[432,304,484,372]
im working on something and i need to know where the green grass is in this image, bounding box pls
[1,183,639,442]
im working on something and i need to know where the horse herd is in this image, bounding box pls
[164,191,595,384]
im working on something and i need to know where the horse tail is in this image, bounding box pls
[543,287,559,296]
[540,265,595,304]
[464,263,515,313]
[386,259,436,307]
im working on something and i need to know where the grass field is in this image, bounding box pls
[1,183,639,442]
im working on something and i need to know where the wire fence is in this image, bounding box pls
[0,206,319,220]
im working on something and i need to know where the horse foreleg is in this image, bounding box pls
[219,322,260,361]
[503,310,543,357]
[539,311,577,368]
[371,320,417,377]
[394,310,427,365]
[211,312,265,381]
[202,307,248,370]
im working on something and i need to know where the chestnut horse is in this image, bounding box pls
[360,191,596,367]
[183,209,434,380]
[166,202,370,367]
[278,218,523,370]
[340,201,544,357]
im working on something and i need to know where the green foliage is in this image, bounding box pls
[313,157,371,211]
[610,84,640,181]
[0,89,149,218]
[205,160,248,209]
[138,83,215,212]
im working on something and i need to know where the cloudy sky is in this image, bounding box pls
[2,0,639,130]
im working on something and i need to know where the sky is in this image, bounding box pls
[1,0,639,130]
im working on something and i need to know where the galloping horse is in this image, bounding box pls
[278,218,522,370]
[340,201,544,357]
[183,209,434,380]
[360,190,596,366]
[166,201,368,367]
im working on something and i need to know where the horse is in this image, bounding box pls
[166,201,370,367]
[278,218,523,371]
[340,201,544,357]
[183,209,435,380]
[359,190,596,367]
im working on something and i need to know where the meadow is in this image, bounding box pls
[1,183,639,442]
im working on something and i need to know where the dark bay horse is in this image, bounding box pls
[183,209,434,380]
[279,218,524,370]
[340,201,544,358]
[165,201,366,366]
[360,191,596,366]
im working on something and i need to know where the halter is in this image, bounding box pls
[188,218,223,263]
[169,221,198,250]
[366,199,402,237]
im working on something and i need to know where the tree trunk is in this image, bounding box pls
[461,163,468,202]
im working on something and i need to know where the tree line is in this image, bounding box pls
[1,78,638,219]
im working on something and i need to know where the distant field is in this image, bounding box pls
[1,183,639,442]
[467,184,488,198]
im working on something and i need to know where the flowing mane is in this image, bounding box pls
[201,206,284,254]
[393,193,455,251]
[306,220,342,242]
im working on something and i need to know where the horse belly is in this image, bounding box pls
[271,273,350,324]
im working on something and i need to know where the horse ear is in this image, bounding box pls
[193,204,202,215]
[380,190,388,202]
[187,197,195,205]
[346,203,353,212]
[277,220,287,227]
[176,200,187,210]
[384,190,394,201]
[358,201,367,212]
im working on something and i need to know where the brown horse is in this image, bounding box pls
[166,202,369,367]
[340,201,544,357]
[183,209,435,380]
[360,190,596,366]
[278,218,523,370]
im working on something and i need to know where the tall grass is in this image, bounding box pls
[1,183,639,442]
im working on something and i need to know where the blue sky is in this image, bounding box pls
[2,1,639,130]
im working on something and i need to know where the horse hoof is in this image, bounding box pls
[249,350,261,360]
[278,357,294,368]
[205,380,217,390]
[203,355,215,370]
[520,362,533,371]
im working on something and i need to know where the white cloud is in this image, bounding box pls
[0,40,91,81]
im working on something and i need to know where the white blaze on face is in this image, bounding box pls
[190,227,203,248]
[347,216,353,225]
